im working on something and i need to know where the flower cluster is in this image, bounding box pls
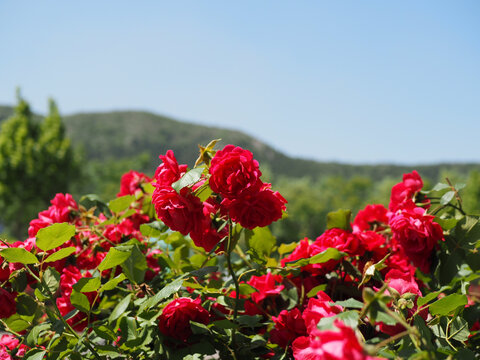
[152,145,286,251]
[0,142,477,360]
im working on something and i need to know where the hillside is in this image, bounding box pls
[1,105,479,181]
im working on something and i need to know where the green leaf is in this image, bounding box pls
[16,294,37,316]
[73,277,101,293]
[278,242,298,256]
[450,317,469,341]
[121,245,147,284]
[108,195,135,213]
[26,323,50,347]
[4,313,33,332]
[140,223,162,237]
[327,209,351,230]
[44,246,76,263]
[94,325,117,341]
[109,294,131,323]
[429,294,467,316]
[100,273,126,292]
[247,227,276,258]
[140,276,184,312]
[80,194,111,215]
[98,247,132,272]
[23,349,47,360]
[36,223,75,251]
[190,321,211,335]
[431,183,450,192]
[334,298,364,309]
[70,289,90,313]
[44,267,60,294]
[318,310,359,329]
[0,247,38,264]
[189,266,219,279]
[440,191,455,205]
[306,284,327,297]
[172,167,204,192]
[309,248,346,264]
[194,181,213,202]
[239,283,257,295]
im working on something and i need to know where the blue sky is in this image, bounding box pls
[1,1,479,164]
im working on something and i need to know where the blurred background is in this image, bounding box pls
[1,1,479,241]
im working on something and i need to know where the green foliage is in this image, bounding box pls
[0,97,79,238]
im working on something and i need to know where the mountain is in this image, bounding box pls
[1,105,479,181]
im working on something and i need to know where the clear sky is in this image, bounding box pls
[1,1,479,164]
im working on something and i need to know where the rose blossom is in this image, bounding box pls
[117,170,152,196]
[389,206,443,273]
[270,308,307,348]
[389,171,425,212]
[152,187,204,235]
[302,291,343,333]
[209,144,262,199]
[0,289,16,319]
[154,150,187,187]
[158,297,210,342]
[292,320,382,360]
[221,186,286,229]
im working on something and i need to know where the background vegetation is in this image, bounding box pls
[1,101,479,242]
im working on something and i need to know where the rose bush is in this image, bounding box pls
[0,141,478,360]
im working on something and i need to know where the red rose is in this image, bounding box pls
[292,320,380,360]
[158,297,209,341]
[312,228,363,257]
[190,200,226,252]
[270,308,307,348]
[248,273,285,304]
[117,170,152,197]
[353,204,388,233]
[0,256,10,282]
[0,289,16,319]
[152,187,204,235]
[154,150,187,187]
[222,186,286,229]
[302,292,343,333]
[389,207,443,273]
[28,193,78,237]
[209,145,262,199]
[389,171,425,212]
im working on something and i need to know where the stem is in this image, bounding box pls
[225,220,240,358]
[374,329,410,351]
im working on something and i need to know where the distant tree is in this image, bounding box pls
[0,92,79,239]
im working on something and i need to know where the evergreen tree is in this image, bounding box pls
[0,92,79,239]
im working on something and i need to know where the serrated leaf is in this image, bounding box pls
[334,298,364,309]
[309,248,345,264]
[172,167,204,192]
[239,283,257,295]
[109,294,131,323]
[94,325,117,341]
[440,191,455,205]
[429,294,467,316]
[247,227,276,258]
[36,223,75,251]
[44,267,60,294]
[98,247,132,272]
[140,277,184,312]
[100,273,126,292]
[16,294,37,316]
[327,209,351,230]
[70,290,90,313]
[121,245,147,284]
[108,195,135,213]
[0,248,38,264]
[44,246,76,263]
[73,277,101,293]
